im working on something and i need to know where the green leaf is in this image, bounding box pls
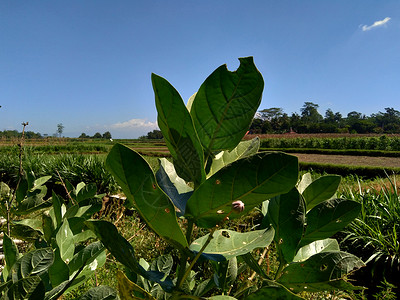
[186,152,298,228]
[245,280,304,299]
[11,248,54,282]
[297,172,312,194]
[13,218,43,234]
[3,233,19,273]
[4,276,45,300]
[293,239,339,262]
[302,175,341,211]
[190,57,264,153]
[56,219,75,263]
[214,258,238,292]
[267,188,305,263]
[68,241,105,276]
[278,251,365,293]
[76,183,97,203]
[32,176,52,190]
[299,198,361,248]
[85,221,140,273]
[42,213,54,244]
[0,182,11,198]
[52,192,63,228]
[207,137,260,178]
[106,144,188,249]
[85,221,174,293]
[14,189,52,215]
[156,158,193,216]
[78,285,118,300]
[152,73,205,186]
[116,270,156,300]
[190,228,275,261]
[49,248,69,288]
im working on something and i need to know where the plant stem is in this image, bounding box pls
[177,227,216,290]
[7,122,28,236]
[177,219,195,289]
[274,260,285,281]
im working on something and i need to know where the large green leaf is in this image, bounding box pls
[207,137,260,178]
[293,239,339,262]
[267,188,305,263]
[10,248,54,282]
[85,220,174,293]
[299,198,361,248]
[302,175,341,211]
[152,73,205,186]
[278,251,364,292]
[189,228,274,261]
[156,158,193,217]
[56,219,75,263]
[106,144,188,249]
[190,57,264,153]
[185,152,298,228]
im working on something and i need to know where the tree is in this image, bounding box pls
[260,107,284,121]
[102,131,112,139]
[57,123,64,138]
[300,102,323,124]
[146,129,163,139]
[93,132,102,139]
[79,133,89,138]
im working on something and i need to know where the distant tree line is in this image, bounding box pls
[139,129,163,140]
[79,131,112,139]
[250,102,400,134]
[0,130,42,139]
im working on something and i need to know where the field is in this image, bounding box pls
[1,133,400,299]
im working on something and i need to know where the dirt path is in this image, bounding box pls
[292,153,400,168]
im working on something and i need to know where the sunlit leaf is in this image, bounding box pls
[190,57,264,153]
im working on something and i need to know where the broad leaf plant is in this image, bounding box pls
[89,57,364,299]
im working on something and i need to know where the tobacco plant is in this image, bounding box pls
[0,175,114,299]
[83,57,365,299]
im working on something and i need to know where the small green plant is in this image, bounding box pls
[86,57,364,299]
[341,174,400,297]
[0,176,115,299]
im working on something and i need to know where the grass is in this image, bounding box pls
[338,174,400,297]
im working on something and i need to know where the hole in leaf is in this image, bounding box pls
[222,231,230,238]
[164,208,170,213]
[152,183,157,189]
[320,264,328,271]
[217,210,225,214]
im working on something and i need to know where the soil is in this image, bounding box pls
[292,153,400,168]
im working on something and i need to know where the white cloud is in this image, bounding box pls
[110,118,158,130]
[362,17,391,31]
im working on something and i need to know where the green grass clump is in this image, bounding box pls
[339,175,400,297]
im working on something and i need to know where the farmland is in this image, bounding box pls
[1,134,400,299]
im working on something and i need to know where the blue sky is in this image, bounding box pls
[1,1,399,138]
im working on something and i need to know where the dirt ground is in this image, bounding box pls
[292,153,400,168]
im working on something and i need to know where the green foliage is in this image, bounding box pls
[0,179,115,299]
[340,175,400,296]
[260,136,400,151]
[88,57,363,299]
